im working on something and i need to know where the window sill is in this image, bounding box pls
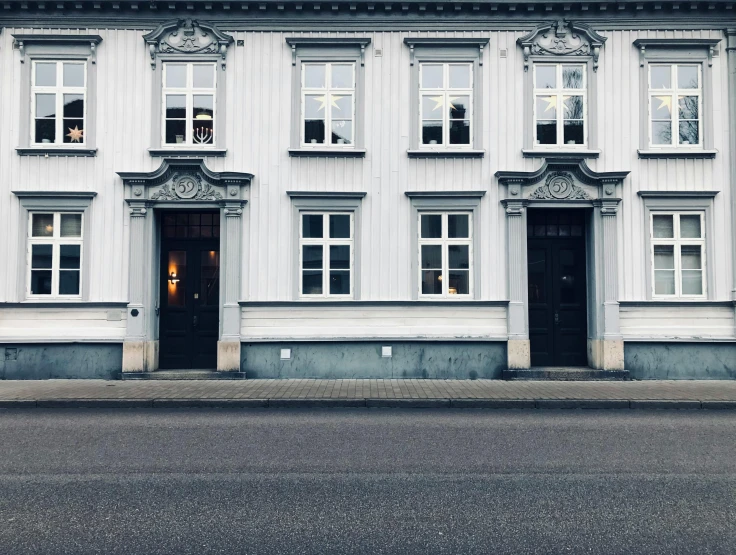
[522,149,600,159]
[619,300,729,307]
[149,148,227,157]
[17,147,97,157]
[407,149,485,159]
[2,301,128,309]
[288,148,366,158]
[638,149,717,159]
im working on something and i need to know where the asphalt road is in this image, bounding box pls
[0,408,734,555]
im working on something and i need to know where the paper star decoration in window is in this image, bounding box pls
[312,95,345,112]
[66,126,84,142]
[429,96,460,112]
[540,96,557,113]
[655,96,672,114]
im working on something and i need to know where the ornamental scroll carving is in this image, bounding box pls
[517,20,606,72]
[143,19,234,70]
[528,172,591,200]
[151,173,224,201]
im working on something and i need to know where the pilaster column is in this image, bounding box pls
[726,29,736,301]
[218,200,245,371]
[502,195,530,369]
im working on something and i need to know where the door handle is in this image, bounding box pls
[193,315,198,328]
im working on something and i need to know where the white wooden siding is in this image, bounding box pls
[0,307,127,342]
[241,304,507,341]
[620,305,736,340]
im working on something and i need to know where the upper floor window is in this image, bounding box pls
[420,63,473,148]
[302,63,355,147]
[651,212,705,297]
[648,64,701,148]
[163,62,216,147]
[32,61,87,146]
[419,212,472,297]
[28,212,83,297]
[300,212,354,297]
[533,63,586,147]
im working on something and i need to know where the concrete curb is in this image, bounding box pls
[1,398,735,409]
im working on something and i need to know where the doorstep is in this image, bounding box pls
[120,370,248,380]
[502,367,630,381]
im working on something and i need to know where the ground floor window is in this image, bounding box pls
[28,212,83,297]
[650,211,705,297]
[418,211,472,297]
[299,211,354,297]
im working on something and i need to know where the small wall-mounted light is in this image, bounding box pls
[168,271,180,284]
[280,348,291,360]
[381,346,392,358]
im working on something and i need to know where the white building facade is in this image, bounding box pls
[0,3,735,379]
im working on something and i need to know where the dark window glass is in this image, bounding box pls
[329,245,350,270]
[448,214,469,238]
[32,244,52,269]
[329,215,350,238]
[304,120,326,144]
[59,271,80,295]
[59,245,80,269]
[421,270,442,295]
[449,120,470,144]
[200,250,220,306]
[536,121,556,144]
[421,215,442,239]
[302,245,323,270]
[31,271,52,295]
[302,271,322,295]
[302,215,324,239]
[329,271,350,295]
[421,121,442,145]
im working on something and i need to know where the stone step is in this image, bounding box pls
[121,370,247,380]
[502,367,630,381]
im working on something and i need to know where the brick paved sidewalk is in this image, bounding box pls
[0,379,735,409]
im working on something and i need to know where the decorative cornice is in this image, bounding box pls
[286,191,367,198]
[404,191,486,198]
[403,37,489,65]
[12,34,102,63]
[286,37,371,65]
[517,19,607,71]
[633,38,721,66]
[143,18,234,69]
[12,190,98,198]
[496,158,629,187]
[637,190,720,198]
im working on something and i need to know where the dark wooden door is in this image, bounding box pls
[159,213,220,370]
[527,210,588,367]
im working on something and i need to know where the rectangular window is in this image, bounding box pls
[418,212,472,297]
[301,63,355,147]
[419,63,473,147]
[299,212,354,297]
[533,64,586,147]
[650,212,705,297]
[162,62,216,147]
[648,64,701,147]
[32,61,86,145]
[28,212,83,297]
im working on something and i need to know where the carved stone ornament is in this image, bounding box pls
[517,20,606,72]
[151,173,224,201]
[529,172,591,200]
[143,19,234,70]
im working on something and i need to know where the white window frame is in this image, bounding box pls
[300,62,356,148]
[650,211,706,299]
[418,62,474,149]
[532,63,588,148]
[27,212,84,299]
[299,211,355,298]
[418,211,473,298]
[31,60,87,147]
[161,62,217,148]
[647,63,702,149]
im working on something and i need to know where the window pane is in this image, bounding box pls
[302,214,323,238]
[63,94,84,118]
[679,215,701,238]
[651,96,673,120]
[331,64,353,88]
[422,95,443,119]
[449,120,470,145]
[32,214,54,237]
[63,63,85,87]
[35,120,56,144]
[60,244,80,269]
[165,64,187,88]
[651,121,672,145]
[59,271,80,295]
[677,65,699,89]
[31,271,52,295]
[329,214,350,238]
[193,95,214,120]
[331,120,352,145]
[448,245,469,269]
[35,62,56,86]
[650,66,671,89]
[165,95,186,118]
[678,121,699,145]
[653,245,674,269]
[302,245,323,270]
[200,250,220,306]
[536,96,557,119]
[448,65,470,89]
[305,95,326,119]
[563,121,584,145]
[304,120,325,144]
[449,96,469,119]
[192,64,214,88]
[420,214,442,239]
[654,270,676,295]
[652,215,674,238]
[63,119,84,144]
[329,271,350,295]
[680,245,702,269]
[562,66,584,89]
[535,65,556,89]
[448,270,469,295]
[421,245,442,269]
[302,271,322,295]
[421,64,443,88]
[678,96,698,120]
[563,95,583,120]
[536,121,556,145]
[448,214,469,238]
[304,64,326,88]
[421,270,442,295]
[331,94,352,117]
[165,120,186,144]
[193,122,213,145]
[329,245,350,270]
[681,270,703,295]
[422,122,442,145]
[32,244,52,268]
[36,94,56,118]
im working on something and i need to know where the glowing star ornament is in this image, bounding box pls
[428,96,460,112]
[312,95,345,112]
[655,96,672,114]
[540,96,557,113]
[66,126,84,142]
